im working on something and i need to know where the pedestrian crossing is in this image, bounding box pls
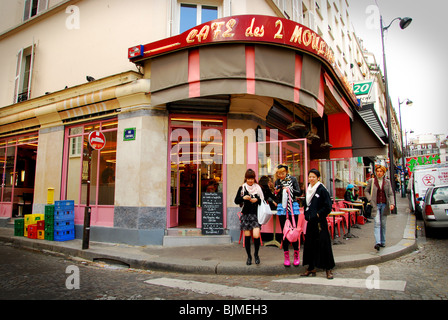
[273,277,407,291]
[145,276,407,299]
[145,278,342,300]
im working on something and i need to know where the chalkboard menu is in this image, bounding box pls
[201,192,223,235]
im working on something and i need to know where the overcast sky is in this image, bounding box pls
[348,0,448,138]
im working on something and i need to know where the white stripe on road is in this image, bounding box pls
[144,278,343,300]
[273,277,406,291]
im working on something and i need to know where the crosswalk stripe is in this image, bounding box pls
[273,277,406,291]
[145,278,344,300]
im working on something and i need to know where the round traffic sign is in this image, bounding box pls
[88,131,106,150]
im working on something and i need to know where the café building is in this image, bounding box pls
[0,15,385,246]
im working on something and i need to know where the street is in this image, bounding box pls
[0,221,447,303]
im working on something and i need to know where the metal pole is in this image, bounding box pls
[82,144,92,250]
[398,98,407,198]
[380,15,397,214]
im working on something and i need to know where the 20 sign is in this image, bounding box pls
[352,80,373,96]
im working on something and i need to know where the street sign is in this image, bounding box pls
[88,131,106,150]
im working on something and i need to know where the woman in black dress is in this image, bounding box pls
[234,169,264,265]
[301,168,335,279]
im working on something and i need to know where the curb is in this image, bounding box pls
[0,213,418,276]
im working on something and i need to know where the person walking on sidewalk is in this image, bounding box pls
[274,164,302,267]
[365,165,395,251]
[301,169,335,279]
[234,169,263,265]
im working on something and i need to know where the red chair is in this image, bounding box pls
[326,217,335,238]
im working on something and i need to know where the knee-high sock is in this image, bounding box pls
[253,238,260,256]
[245,236,251,257]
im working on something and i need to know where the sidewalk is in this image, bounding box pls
[0,196,417,275]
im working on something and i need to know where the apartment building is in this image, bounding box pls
[0,0,386,245]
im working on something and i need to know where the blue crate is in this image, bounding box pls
[54,228,75,241]
[54,209,75,221]
[54,219,75,231]
[55,200,74,211]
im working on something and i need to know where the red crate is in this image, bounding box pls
[28,224,37,239]
[37,220,45,230]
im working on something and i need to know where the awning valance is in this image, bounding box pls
[150,44,326,116]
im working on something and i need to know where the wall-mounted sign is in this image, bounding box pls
[129,15,336,65]
[123,128,136,141]
[352,80,373,96]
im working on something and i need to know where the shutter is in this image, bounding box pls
[23,0,31,21]
[27,40,35,100]
[14,49,24,104]
[37,0,48,14]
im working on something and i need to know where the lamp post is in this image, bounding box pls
[380,14,412,213]
[398,98,413,198]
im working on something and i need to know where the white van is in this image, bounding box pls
[409,163,448,217]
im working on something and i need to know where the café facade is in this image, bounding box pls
[0,15,386,245]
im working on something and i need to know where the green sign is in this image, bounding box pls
[123,128,136,141]
[353,80,373,96]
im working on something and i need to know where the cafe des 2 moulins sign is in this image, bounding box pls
[128,15,357,102]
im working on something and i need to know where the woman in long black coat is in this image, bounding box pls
[301,168,335,279]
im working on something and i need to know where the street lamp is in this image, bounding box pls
[380,14,412,212]
[398,98,413,198]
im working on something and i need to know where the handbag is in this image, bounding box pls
[257,200,273,225]
[282,189,300,243]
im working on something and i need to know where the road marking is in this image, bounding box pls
[273,277,406,291]
[145,278,343,300]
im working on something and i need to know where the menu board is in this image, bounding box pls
[201,192,223,235]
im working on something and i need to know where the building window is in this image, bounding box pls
[23,0,48,21]
[179,3,218,33]
[14,45,35,103]
[64,119,117,206]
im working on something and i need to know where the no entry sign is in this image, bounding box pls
[88,131,106,150]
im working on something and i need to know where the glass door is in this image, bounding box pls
[251,137,308,190]
[168,116,225,228]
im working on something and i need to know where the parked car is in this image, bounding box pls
[409,163,448,218]
[421,184,448,236]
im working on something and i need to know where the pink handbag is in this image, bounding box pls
[282,189,300,243]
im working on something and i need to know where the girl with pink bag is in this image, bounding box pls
[274,164,302,267]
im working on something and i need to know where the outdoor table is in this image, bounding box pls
[339,208,360,238]
[264,211,281,248]
[328,211,345,245]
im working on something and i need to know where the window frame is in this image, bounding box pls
[23,0,48,21]
[14,43,35,104]
[174,1,222,35]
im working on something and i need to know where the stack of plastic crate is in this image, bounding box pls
[44,204,54,241]
[24,214,44,238]
[54,200,75,241]
[37,220,45,239]
[14,218,24,236]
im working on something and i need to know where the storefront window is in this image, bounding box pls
[0,133,38,216]
[65,119,117,206]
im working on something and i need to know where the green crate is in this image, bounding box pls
[14,219,24,237]
[44,205,54,220]
[44,229,54,241]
